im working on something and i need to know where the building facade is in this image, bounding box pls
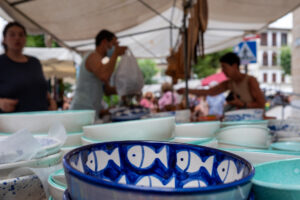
[245,28,292,95]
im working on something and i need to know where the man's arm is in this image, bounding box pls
[178,80,229,96]
[86,45,127,83]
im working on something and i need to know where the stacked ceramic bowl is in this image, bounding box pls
[216,125,271,149]
[268,118,300,142]
[0,110,95,156]
[63,141,255,200]
[171,121,220,147]
[81,116,175,145]
[223,109,264,121]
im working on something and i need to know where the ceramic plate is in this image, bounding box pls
[0,151,62,178]
[271,142,300,152]
[48,169,67,200]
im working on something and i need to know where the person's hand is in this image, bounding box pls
[227,95,244,108]
[0,98,18,112]
[177,88,186,95]
[115,44,127,56]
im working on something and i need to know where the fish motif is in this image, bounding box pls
[183,180,207,188]
[176,150,214,175]
[127,145,168,169]
[86,148,120,172]
[217,160,244,184]
[136,176,175,188]
[71,154,84,173]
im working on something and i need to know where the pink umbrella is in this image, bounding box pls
[201,72,228,86]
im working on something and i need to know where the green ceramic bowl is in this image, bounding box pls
[252,158,300,200]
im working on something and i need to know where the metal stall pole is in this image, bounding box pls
[183,0,192,108]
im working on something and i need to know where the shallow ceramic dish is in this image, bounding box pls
[0,174,45,200]
[221,148,300,165]
[170,137,213,145]
[83,117,175,141]
[0,136,61,159]
[0,151,62,178]
[216,125,270,149]
[270,142,300,152]
[224,109,263,121]
[174,121,220,138]
[48,169,67,200]
[221,120,268,128]
[278,137,300,142]
[252,158,300,200]
[63,141,254,200]
[0,110,95,133]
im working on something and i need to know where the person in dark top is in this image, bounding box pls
[0,22,57,112]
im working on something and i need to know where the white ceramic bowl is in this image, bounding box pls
[83,117,175,141]
[221,120,268,128]
[216,125,270,149]
[278,137,300,142]
[1,174,45,200]
[268,119,300,139]
[224,109,264,121]
[48,169,66,200]
[174,121,220,138]
[0,110,95,133]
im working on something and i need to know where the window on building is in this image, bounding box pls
[272,53,277,66]
[261,33,267,46]
[263,73,268,83]
[281,33,287,46]
[281,74,285,83]
[272,73,277,83]
[263,52,268,66]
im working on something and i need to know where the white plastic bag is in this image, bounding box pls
[114,50,144,96]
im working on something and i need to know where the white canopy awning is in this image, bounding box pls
[0,0,299,58]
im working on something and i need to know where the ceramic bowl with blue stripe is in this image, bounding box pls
[63,141,254,200]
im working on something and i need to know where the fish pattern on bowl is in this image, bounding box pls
[67,142,252,190]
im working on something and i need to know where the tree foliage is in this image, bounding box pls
[192,48,232,78]
[280,46,291,75]
[26,34,60,47]
[137,59,159,84]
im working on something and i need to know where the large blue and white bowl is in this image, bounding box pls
[0,110,95,133]
[63,141,254,200]
[224,109,264,121]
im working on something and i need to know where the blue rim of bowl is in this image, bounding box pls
[63,140,255,194]
[252,158,300,190]
[0,109,95,116]
[83,116,175,128]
